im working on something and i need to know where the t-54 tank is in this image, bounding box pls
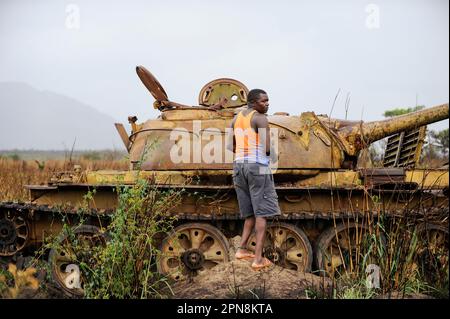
[1,66,448,297]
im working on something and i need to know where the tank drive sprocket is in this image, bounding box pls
[0,210,29,257]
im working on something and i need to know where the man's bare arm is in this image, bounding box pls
[226,117,237,153]
[253,114,270,156]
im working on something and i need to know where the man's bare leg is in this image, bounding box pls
[254,216,267,265]
[236,216,255,256]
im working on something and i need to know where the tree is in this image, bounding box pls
[430,128,449,155]
[382,105,425,118]
[423,128,449,161]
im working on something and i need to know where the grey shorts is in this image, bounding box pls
[232,162,281,218]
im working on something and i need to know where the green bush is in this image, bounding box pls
[83,179,181,298]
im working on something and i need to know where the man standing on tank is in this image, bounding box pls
[227,89,281,270]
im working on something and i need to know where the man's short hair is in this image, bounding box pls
[247,89,267,105]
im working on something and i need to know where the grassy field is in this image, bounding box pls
[0,153,128,202]
[0,149,127,161]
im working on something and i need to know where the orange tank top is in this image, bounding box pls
[233,110,269,165]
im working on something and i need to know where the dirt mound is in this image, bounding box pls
[172,236,332,299]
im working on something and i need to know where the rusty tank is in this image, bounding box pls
[1,65,448,296]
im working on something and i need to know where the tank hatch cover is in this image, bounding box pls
[198,78,249,109]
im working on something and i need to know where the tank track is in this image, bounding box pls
[0,201,115,216]
[4,201,445,223]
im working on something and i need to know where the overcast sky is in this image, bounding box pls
[0,0,448,131]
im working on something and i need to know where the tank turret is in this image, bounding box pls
[123,66,449,171]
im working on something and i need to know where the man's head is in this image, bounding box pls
[247,89,269,114]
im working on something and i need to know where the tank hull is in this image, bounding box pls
[3,167,445,249]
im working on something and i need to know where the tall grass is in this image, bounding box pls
[0,158,128,202]
[34,177,183,299]
[325,199,449,299]
[82,179,182,298]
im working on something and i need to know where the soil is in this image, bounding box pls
[171,259,332,299]
[171,236,333,299]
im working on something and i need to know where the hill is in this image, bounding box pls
[0,82,126,150]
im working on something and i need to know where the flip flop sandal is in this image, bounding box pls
[235,250,255,260]
[251,257,273,271]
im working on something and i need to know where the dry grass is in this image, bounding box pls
[0,263,39,298]
[0,158,128,202]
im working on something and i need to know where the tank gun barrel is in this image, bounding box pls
[361,103,449,144]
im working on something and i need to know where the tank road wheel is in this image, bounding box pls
[0,210,29,257]
[158,223,230,281]
[48,225,108,298]
[416,223,449,283]
[315,222,384,277]
[246,222,313,272]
